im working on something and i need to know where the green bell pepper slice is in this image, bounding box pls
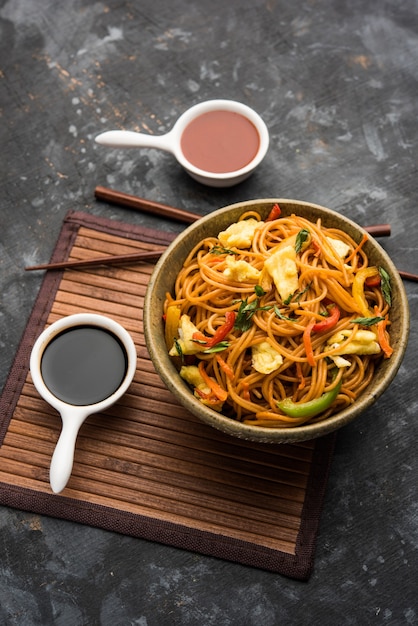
[277,378,342,419]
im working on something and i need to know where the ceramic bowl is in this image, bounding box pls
[144,199,409,443]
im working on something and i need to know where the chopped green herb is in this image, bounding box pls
[210,246,238,256]
[274,306,296,322]
[254,285,266,297]
[295,282,312,303]
[174,338,183,359]
[352,316,385,326]
[295,229,310,253]
[234,299,259,332]
[379,267,391,307]
[234,287,272,332]
[284,282,311,304]
[203,341,230,353]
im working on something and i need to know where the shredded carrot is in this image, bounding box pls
[374,308,393,358]
[215,354,235,380]
[303,319,316,367]
[241,381,251,402]
[198,361,228,401]
[296,361,306,390]
[346,232,368,263]
[312,238,322,257]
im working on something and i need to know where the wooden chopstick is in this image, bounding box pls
[363,223,391,237]
[27,188,418,279]
[25,249,165,271]
[25,250,418,281]
[397,270,418,282]
[95,185,392,238]
[94,185,200,224]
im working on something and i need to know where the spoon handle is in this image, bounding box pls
[49,412,87,493]
[95,129,174,152]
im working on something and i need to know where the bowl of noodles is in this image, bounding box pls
[144,199,409,443]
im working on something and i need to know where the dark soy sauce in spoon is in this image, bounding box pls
[41,325,128,406]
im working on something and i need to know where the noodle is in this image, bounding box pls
[164,207,393,427]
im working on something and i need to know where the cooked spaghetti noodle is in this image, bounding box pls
[164,206,393,428]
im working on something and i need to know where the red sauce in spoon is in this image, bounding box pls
[180,110,260,173]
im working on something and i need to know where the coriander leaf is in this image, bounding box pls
[284,282,311,304]
[234,298,256,332]
[352,316,385,326]
[203,341,230,353]
[234,288,272,332]
[274,306,296,322]
[254,284,266,297]
[295,229,310,253]
[174,338,183,359]
[210,246,238,256]
[379,267,391,307]
[295,282,312,303]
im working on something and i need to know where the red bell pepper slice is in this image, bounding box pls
[265,203,281,221]
[312,303,340,333]
[365,274,381,288]
[193,311,236,349]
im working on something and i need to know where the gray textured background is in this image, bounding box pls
[1,1,417,624]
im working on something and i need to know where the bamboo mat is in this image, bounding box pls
[0,210,335,580]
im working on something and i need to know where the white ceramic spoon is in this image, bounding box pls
[95,99,269,187]
[30,313,137,494]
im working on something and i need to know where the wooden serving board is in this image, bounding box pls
[0,210,335,580]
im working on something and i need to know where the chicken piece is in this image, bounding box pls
[326,236,351,260]
[168,314,201,356]
[223,256,261,282]
[264,244,299,302]
[326,329,380,356]
[218,219,263,249]
[252,341,283,374]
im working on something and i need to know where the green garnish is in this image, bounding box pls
[274,306,295,322]
[254,285,266,297]
[234,299,260,332]
[379,267,391,307]
[210,246,238,256]
[284,282,311,305]
[352,316,385,326]
[203,341,230,353]
[295,229,310,253]
[234,287,271,332]
[174,338,183,359]
[295,282,312,303]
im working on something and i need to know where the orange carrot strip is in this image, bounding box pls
[374,308,393,358]
[296,361,306,390]
[346,232,368,263]
[241,381,251,402]
[312,239,322,257]
[198,361,228,402]
[215,354,235,380]
[303,319,316,367]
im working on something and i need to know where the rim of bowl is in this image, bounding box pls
[144,199,410,443]
[172,100,270,181]
[30,313,137,413]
